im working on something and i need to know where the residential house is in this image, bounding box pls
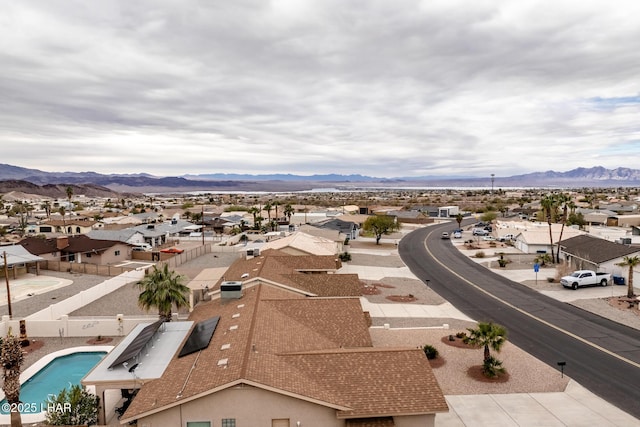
[387,210,434,225]
[130,219,200,247]
[512,224,584,254]
[86,229,147,246]
[314,217,360,240]
[18,235,130,265]
[558,235,640,276]
[111,250,447,426]
[259,231,342,256]
[39,217,98,235]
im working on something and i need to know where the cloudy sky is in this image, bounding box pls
[2,0,640,179]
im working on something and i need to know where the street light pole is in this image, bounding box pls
[3,252,12,318]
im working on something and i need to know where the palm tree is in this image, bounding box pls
[136,264,190,322]
[284,204,295,223]
[618,256,639,299]
[455,213,464,229]
[464,321,508,363]
[272,200,280,220]
[58,206,67,234]
[65,186,74,209]
[540,194,557,263]
[555,192,571,263]
[248,206,261,230]
[264,201,273,222]
[1,332,25,427]
[43,200,52,219]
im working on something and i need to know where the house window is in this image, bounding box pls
[186,422,211,427]
[221,419,236,427]
[86,253,92,258]
[115,250,120,256]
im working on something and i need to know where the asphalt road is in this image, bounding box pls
[399,222,640,419]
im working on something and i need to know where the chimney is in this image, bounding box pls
[56,236,69,250]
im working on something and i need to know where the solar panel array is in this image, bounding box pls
[109,319,164,369]
[178,316,220,357]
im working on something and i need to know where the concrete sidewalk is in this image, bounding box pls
[439,381,640,427]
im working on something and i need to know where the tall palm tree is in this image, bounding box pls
[284,204,295,223]
[248,206,261,230]
[555,192,571,263]
[264,201,273,222]
[618,256,639,299]
[43,200,52,219]
[136,264,190,322]
[1,332,25,427]
[272,200,280,220]
[540,194,557,263]
[65,186,74,209]
[464,321,508,363]
[58,206,67,234]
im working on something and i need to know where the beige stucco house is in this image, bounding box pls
[112,250,448,426]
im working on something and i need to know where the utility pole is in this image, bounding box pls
[491,173,495,194]
[201,205,205,245]
[3,252,12,318]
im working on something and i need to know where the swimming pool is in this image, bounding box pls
[0,351,106,415]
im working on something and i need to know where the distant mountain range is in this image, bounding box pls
[0,164,639,196]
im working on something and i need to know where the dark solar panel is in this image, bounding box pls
[109,319,164,369]
[178,316,220,358]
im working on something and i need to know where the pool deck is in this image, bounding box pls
[0,345,113,425]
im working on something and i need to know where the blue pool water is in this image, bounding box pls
[0,351,106,414]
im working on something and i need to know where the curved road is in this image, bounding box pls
[399,223,640,419]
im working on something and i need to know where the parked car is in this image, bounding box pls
[482,236,496,241]
[472,228,488,236]
[132,243,152,252]
[160,247,184,254]
[560,270,611,290]
[453,231,462,239]
[498,234,515,242]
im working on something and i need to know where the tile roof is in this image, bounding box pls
[216,249,341,285]
[559,234,640,264]
[122,282,446,422]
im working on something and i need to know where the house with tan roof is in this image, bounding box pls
[513,223,585,254]
[83,249,446,425]
[259,231,341,256]
[116,281,447,427]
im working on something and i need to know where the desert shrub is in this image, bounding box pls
[455,331,467,339]
[475,251,485,258]
[339,252,352,262]
[422,344,439,360]
[482,356,506,378]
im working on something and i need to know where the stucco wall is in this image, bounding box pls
[135,384,436,427]
[137,384,341,427]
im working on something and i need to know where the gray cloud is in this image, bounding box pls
[1,0,639,178]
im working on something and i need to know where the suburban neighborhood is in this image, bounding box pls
[0,187,639,426]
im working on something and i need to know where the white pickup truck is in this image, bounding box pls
[560,270,611,290]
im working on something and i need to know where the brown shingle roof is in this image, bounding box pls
[122,281,447,422]
[19,235,118,256]
[560,234,640,264]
